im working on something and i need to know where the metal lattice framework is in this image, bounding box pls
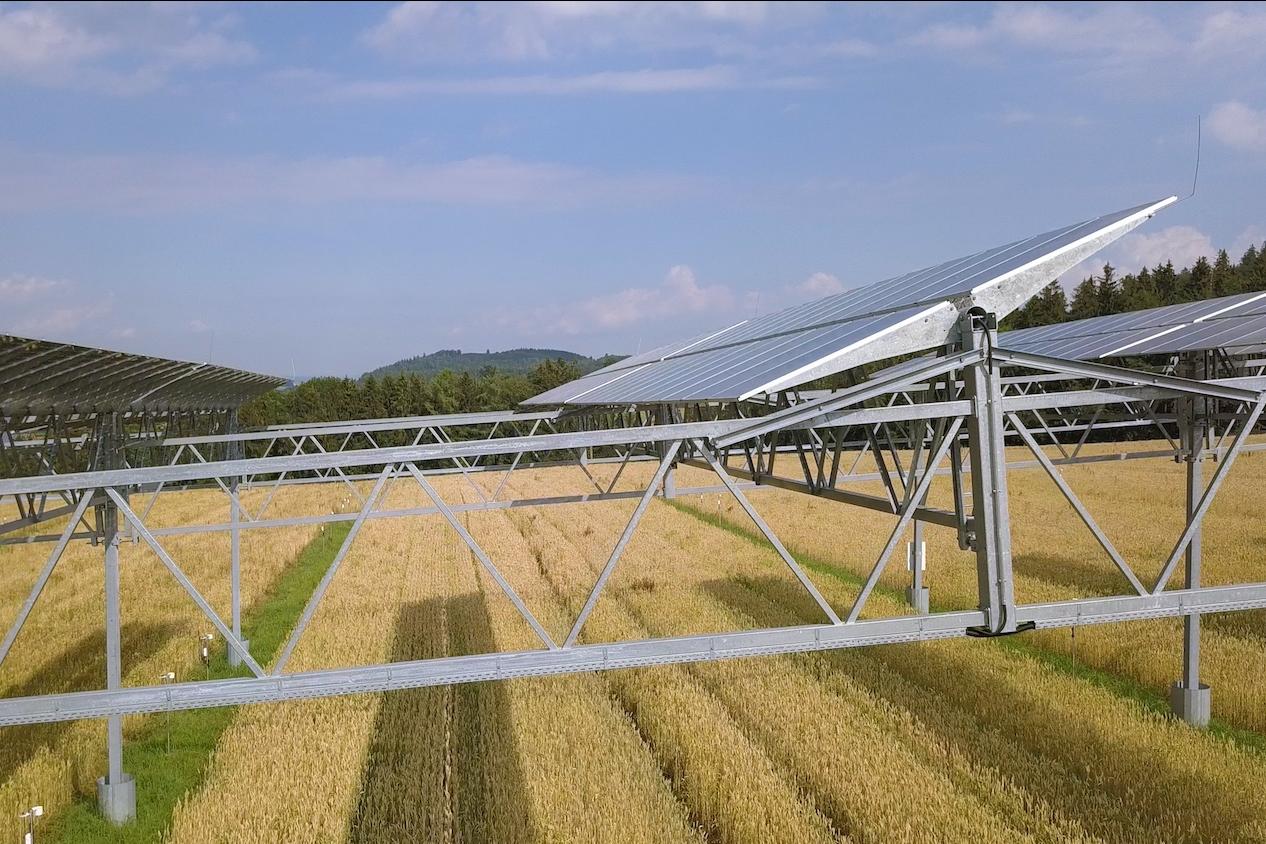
[4,197,1266,825]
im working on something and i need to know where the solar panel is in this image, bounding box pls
[0,334,286,416]
[525,196,1176,405]
[1000,291,1266,360]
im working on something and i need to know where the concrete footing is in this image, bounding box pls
[1169,681,1211,727]
[905,586,930,615]
[96,773,136,824]
[227,638,251,668]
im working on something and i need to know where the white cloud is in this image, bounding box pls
[325,66,762,99]
[908,3,1183,76]
[996,108,1090,128]
[1058,225,1217,287]
[1233,225,1266,257]
[908,22,984,51]
[1207,101,1266,153]
[502,264,736,336]
[0,3,256,93]
[1194,7,1266,61]
[0,273,115,339]
[0,274,62,299]
[796,272,844,298]
[0,150,694,211]
[1113,226,1216,271]
[362,1,810,63]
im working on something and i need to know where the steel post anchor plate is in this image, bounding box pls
[905,586,930,615]
[1169,682,1211,727]
[97,773,136,824]
[227,638,252,668]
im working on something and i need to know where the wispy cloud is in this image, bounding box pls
[795,271,845,298]
[909,4,1177,59]
[903,3,1266,85]
[322,65,813,100]
[996,107,1091,128]
[0,150,695,211]
[492,265,858,342]
[1060,225,1218,286]
[1207,101,1266,153]
[0,3,256,94]
[0,274,61,299]
[1233,226,1266,257]
[1113,225,1217,272]
[497,264,736,337]
[0,273,117,339]
[362,1,810,63]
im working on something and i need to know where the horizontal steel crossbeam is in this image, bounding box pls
[0,583,1261,727]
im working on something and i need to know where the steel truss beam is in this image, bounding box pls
[4,316,1266,738]
[1,583,1263,728]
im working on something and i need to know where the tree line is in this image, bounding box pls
[240,357,584,429]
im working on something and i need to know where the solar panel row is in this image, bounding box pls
[1000,291,1266,360]
[0,334,286,416]
[527,196,1176,406]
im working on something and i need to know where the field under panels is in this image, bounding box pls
[4,443,1266,843]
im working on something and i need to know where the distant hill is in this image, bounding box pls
[363,348,620,380]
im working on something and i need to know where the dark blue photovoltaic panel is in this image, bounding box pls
[1000,291,1266,360]
[524,198,1173,405]
[570,306,934,404]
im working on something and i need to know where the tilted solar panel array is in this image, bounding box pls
[0,334,286,416]
[526,196,1176,406]
[999,291,1266,360]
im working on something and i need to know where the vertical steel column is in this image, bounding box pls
[907,414,930,614]
[962,312,1017,635]
[1171,356,1211,725]
[95,413,135,823]
[658,404,677,499]
[907,519,929,614]
[227,410,249,668]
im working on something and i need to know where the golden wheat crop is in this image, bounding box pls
[0,482,342,843]
[668,439,1266,734]
[7,442,1266,843]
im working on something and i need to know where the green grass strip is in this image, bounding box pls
[667,497,1266,759]
[48,521,353,843]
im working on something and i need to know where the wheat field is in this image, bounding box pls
[3,443,1266,842]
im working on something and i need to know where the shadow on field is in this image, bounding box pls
[349,594,533,843]
[1011,549,1137,598]
[0,621,175,783]
[699,573,1261,843]
[1012,553,1266,641]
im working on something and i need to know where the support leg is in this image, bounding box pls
[227,475,249,667]
[227,411,249,668]
[1171,391,1211,726]
[96,483,135,823]
[962,312,1017,635]
[906,519,929,614]
[659,405,677,499]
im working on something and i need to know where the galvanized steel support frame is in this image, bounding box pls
[3,325,1266,766]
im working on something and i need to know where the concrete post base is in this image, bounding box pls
[1169,682,1211,727]
[905,586,930,615]
[227,638,251,669]
[96,773,136,824]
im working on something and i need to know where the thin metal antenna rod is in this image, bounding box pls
[1181,115,1201,202]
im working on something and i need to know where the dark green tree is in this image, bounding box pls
[1069,275,1100,320]
[529,358,583,394]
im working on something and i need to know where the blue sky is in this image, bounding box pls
[2,1,1265,377]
